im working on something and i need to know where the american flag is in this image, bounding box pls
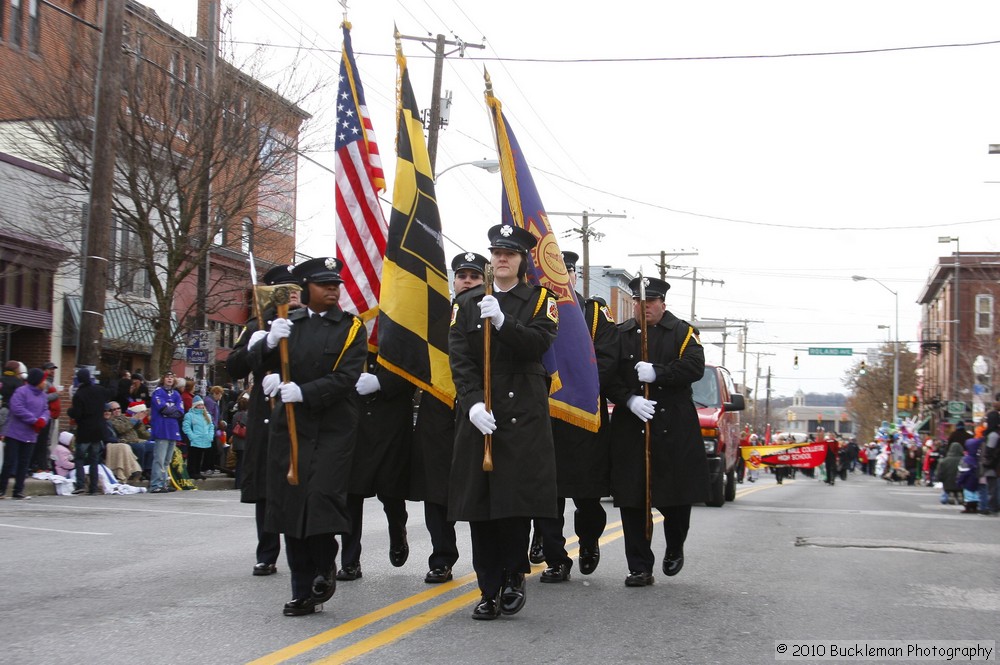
[335,21,387,349]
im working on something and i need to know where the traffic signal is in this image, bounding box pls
[897,395,909,410]
[859,361,867,375]
[793,355,799,369]
[909,394,918,409]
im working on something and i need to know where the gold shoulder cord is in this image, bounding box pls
[679,325,695,359]
[531,287,549,317]
[332,317,364,370]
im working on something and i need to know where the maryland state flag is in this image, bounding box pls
[375,36,455,405]
[484,73,601,432]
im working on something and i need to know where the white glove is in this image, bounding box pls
[478,295,505,329]
[265,318,293,349]
[635,361,656,384]
[279,382,303,403]
[469,402,497,435]
[248,330,268,351]
[627,395,657,422]
[355,373,380,396]
[261,374,281,397]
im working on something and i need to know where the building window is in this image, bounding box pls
[241,217,253,254]
[975,294,993,334]
[27,0,37,53]
[11,0,22,48]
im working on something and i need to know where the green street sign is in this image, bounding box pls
[808,347,853,356]
[947,401,967,415]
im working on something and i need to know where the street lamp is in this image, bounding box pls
[434,158,500,182]
[853,275,900,424]
[938,236,960,402]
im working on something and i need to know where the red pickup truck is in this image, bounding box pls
[693,365,746,507]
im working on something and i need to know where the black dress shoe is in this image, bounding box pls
[424,566,453,583]
[283,598,320,616]
[336,564,362,581]
[624,570,655,587]
[471,592,501,620]
[578,542,600,575]
[500,573,526,615]
[540,560,572,583]
[389,534,410,567]
[528,532,545,564]
[311,568,337,603]
[662,550,684,577]
[253,563,277,576]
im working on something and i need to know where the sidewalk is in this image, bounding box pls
[13,473,237,497]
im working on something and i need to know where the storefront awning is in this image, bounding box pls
[63,295,175,355]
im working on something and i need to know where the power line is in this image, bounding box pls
[221,36,1000,62]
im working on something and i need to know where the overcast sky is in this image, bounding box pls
[142,0,1000,398]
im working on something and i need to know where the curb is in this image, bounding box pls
[11,475,238,497]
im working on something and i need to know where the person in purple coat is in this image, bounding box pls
[149,371,184,493]
[0,368,49,500]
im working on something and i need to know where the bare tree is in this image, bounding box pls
[7,15,327,376]
[844,344,919,438]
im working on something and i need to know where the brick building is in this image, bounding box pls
[0,0,305,391]
[917,251,1000,430]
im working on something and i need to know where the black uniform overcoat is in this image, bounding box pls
[607,310,708,507]
[348,352,415,498]
[552,296,620,498]
[249,306,367,538]
[448,282,559,522]
[226,310,271,504]
[410,391,456,505]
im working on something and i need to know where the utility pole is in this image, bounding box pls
[396,32,484,173]
[751,351,775,432]
[659,265,724,320]
[195,1,218,390]
[550,210,626,298]
[77,0,125,370]
[629,250,698,280]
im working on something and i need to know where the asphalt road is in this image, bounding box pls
[2,471,997,665]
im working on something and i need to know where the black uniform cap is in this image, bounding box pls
[562,251,579,273]
[261,264,298,286]
[451,252,488,276]
[292,257,344,285]
[628,276,671,299]
[487,224,537,253]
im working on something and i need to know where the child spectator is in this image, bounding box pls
[182,395,214,480]
[53,431,76,477]
[957,437,982,513]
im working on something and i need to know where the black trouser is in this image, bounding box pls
[341,493,408,567]
[470,517,531,596]
[424,501,459,570]
[825,458,837,484]
[188,447,209,478]
[30,421,53,471]
[255,500,280,566]
[0,438,35,496]
[535,496,607,567]
[620,504,691,574]
[284,533,339,600]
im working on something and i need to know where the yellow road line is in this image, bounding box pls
[261,499,802,665]
[308,518,652,665]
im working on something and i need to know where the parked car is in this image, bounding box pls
[693,365,746,507]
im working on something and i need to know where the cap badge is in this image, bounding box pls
[324,258,336,270]
[500,225,513,237]
[286,265,293,273]
[642,277,650,288]
[465,252,475,261]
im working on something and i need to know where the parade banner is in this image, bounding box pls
[375,37,455,405]
[742,442,827,469]
[484,73,601,432]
